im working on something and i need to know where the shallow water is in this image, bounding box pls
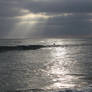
[0,38,92,92]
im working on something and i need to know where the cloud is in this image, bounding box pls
[0,0,92,38]
[1,0,92,18]
[41,13,92,38]
[18,0,92,14]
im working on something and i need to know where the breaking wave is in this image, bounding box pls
[5,88,92,92]
[0,43,92,52]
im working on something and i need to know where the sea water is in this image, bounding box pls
[0,38,92,92]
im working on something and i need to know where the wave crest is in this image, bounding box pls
[6,88,92,92]
[0,43,92,52]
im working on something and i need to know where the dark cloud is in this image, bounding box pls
[39,13,92,37]
[18,0,92,13]
[1,0,92,17]
[0,0,92,38]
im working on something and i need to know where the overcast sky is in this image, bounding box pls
[0,0,92,38]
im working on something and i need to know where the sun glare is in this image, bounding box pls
[7,10,50,38]
[16,13,50,19]
[42,40,79,89]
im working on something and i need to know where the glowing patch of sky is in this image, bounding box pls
[7,8,73,38]
[7,10,50,38]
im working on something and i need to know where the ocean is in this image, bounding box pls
[0,38,92,92]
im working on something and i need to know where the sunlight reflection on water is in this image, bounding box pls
[42,40,83,89]
[0,39,92,91]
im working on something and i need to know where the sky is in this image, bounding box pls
[0,0,92,38]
